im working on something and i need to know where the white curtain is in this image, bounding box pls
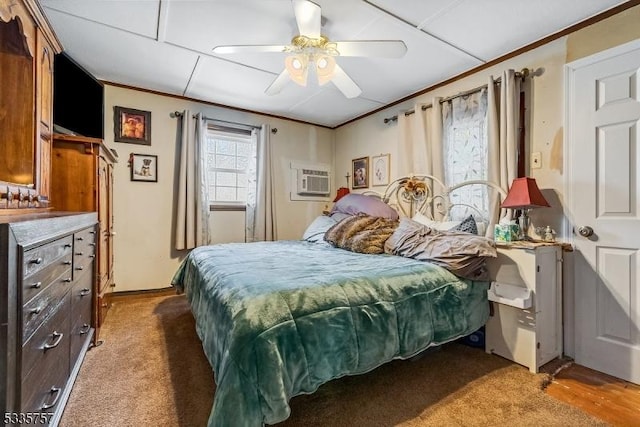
[397,99,445,216]
[175,111,210,250]
[246,124,276,242]
[487,69,521,234]
[397,100,445,178]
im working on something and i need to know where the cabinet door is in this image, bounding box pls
[97,156,109,293]
[37,30,54,198]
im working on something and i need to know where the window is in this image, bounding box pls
[205,127,256,208]
[442,90,489,221]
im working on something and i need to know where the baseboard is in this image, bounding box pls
[110,287,177,301]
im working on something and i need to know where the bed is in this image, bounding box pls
[171,176,506,427]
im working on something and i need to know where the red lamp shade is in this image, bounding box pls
[501,177,550,209]
[333,187,350,202]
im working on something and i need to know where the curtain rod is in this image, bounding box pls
[382,68,530,124]
[170,111,261,130]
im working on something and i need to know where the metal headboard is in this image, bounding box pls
[363,174,508,224]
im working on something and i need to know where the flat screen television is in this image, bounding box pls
[53,52,104,139]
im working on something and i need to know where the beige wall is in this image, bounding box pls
[335,4,640,241]
[105,86,334,292]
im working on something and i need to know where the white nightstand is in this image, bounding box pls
[484,241,564,373]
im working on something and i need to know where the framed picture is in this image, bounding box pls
[114,106,151,145]
[130,154,158,182]
[352,156,369,189]
[372,154,390,187]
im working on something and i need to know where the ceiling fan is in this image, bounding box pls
[212,0,407,99]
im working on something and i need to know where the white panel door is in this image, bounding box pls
[567,40,640,385]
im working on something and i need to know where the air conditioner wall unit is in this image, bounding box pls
[297,168,330,196]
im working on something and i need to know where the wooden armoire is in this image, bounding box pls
[50,135,118,341]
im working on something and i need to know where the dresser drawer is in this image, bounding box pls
[22,253,73,305]
[73,227,96,277]
[23,271,73,343]
[21,342,70,419]
[23,235,73,278]
[22,293,71,381]
[70,271,92,324]
[70,283,92,368]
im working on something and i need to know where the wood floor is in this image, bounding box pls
[544,362,640,426]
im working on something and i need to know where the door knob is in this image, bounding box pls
[578,226,594,237]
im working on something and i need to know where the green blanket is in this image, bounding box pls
[171,240,489,426]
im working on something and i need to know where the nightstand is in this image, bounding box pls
[484,241,564,373]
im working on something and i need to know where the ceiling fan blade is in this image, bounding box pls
[334,41,407,58]
[331,64,361,99]
[293,0,321,38]
[213,45,288,54]
[265,70,291,96]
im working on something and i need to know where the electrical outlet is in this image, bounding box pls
[531,152,542,169]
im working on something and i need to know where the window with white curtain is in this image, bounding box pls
[442,89,489,221]
[205,127,256,208]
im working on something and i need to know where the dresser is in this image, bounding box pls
[484,242,563,373]
[0,212,97,426]
[50,135,117,341]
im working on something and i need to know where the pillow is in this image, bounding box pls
[412,212,478,235]
[452,215,478,234]
[324,214,398,254]
[329,212,352,223]
[302,215,336,243]
[331,193,399,220]
[385,217,496,280]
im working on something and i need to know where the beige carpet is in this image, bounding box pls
[60,294,606,427]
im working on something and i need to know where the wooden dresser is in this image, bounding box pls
[0,212,97,426]
[50,135,117,341]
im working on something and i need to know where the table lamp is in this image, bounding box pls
[501,177,550,240]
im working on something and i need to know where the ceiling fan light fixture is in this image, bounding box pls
[316,55,336,86]
[285,54,309,86]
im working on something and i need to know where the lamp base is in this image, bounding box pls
[517,209,531,241]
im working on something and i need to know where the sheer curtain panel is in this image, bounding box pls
[175,111,210,250]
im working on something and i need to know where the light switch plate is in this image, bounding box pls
[531,152,542,169]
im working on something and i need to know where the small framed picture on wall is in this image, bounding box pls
[352,156,369,189]
[114,106,152,145]
[130,153,158,182]
[371,154,390,187]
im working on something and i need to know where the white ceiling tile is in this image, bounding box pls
[336,17,481,103]
[365,0,464,28]
[286,89,383,127]
[41,0,160,39]
[422,0,626,61]
[44,8,197,96]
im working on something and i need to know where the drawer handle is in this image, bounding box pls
[80,288,90,297]
[30,306,44,315]
[43,331,64,350]
[89,231,96,234]
[41,386,62,410]
[79,323,91,335]
[62,278,72,283]
[64,243,72,249]
[31,281,42,289]
[76,237,84,241]
[89,254,96,259]
[89,243,96,247]
[75,266,84,271]
[63,260,72,266]
[30,257,43,265]
[75,252,83,256]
